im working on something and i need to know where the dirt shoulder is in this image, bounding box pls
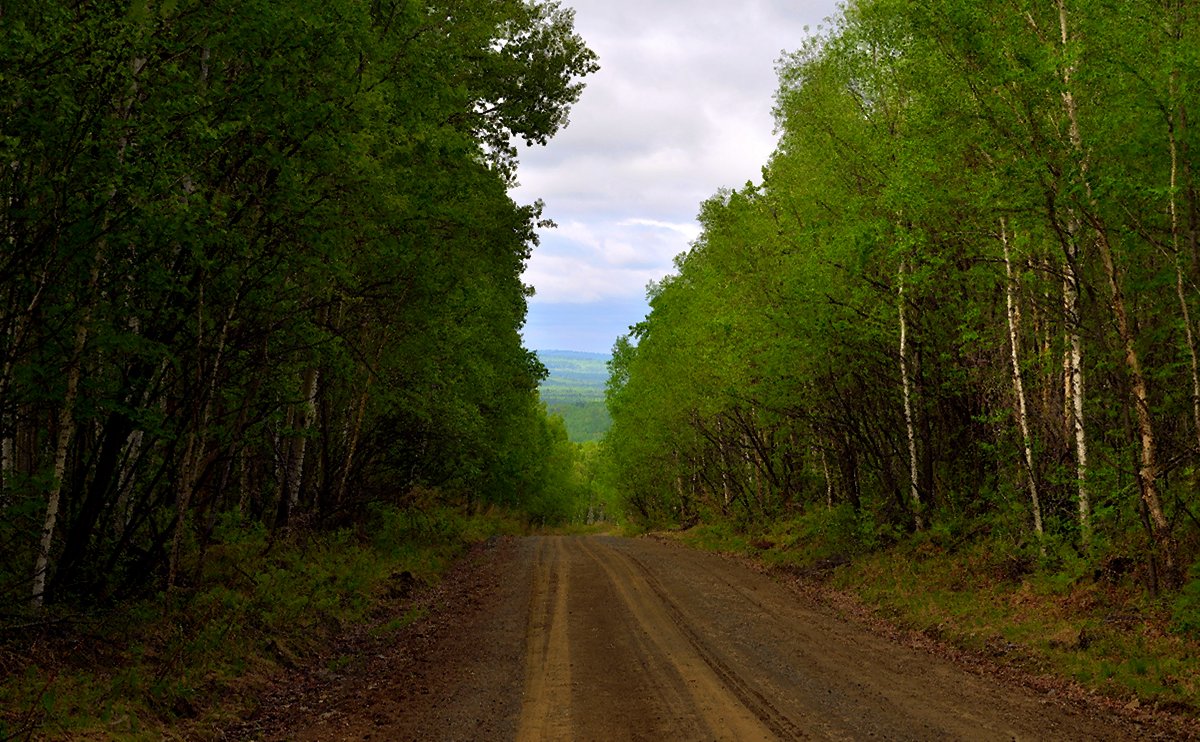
[673,534,1200,738]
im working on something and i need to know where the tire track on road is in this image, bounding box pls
[517,537,572,742]
[578,537,797,740]
[613,542,814,740]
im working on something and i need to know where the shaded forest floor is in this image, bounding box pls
[667,516,1200,722]
[0,508,527,740]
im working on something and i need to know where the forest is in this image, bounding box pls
[537,350,611,442]
[0,1,602,732]
[603,0,1200,603]
[10,0,1200,733]
[0,0,597,613]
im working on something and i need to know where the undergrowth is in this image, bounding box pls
[670,505,1200,714]
[0,504,524,740]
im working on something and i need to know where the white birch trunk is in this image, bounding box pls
[1002,221,1045,545]
[1058,0,1168,564]
[1168,74,1200,452]
[28,34,143,603]
[1062,273,1075,438]
[716,417,731,507]
[1,268,52,493]
[31,259,100,608]
[167,298,236,590]
[1174,254,1200,453]
[335,374,372,508]
[1052,0,1092,543]
[898,261,923,529]
[286,365,321,515]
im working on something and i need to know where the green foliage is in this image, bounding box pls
[680,522,752,554]
[537,351,613,442]
[1171,562,1200,639]
[546,401,611,442]
[0,0,598,610]
[599,6,1200,717]
[601,0,1200,603]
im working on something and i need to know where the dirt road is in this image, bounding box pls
[244,535,1173,740]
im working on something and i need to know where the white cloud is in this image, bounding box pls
[525,218,697,303]
[617,218,703,240]
[513,0,842,348]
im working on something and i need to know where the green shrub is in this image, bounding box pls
[1171,562,1200,638]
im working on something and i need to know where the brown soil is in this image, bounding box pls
[226,535,1199,740]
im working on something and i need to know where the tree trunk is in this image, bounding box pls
[898,260,923,529]
[1062,260,1091,542]
[1094,227,1172,567]
[30,262,97,608]
[1168,71,1200,452]
[840,430,862,512]
[1051,0,1093,544]
[1057,0,1171,573]
[820,446,833,509]
[283,365,321,522]
[1002,220,1045,546]
[1,267,52,492]
[30,32,148,606]
[333,373,372,512]
[716,417,732,510]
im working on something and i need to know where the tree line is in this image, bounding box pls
[603,0,1200,592]
[0,0,597,610]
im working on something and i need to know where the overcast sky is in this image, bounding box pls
[511,0,842,354]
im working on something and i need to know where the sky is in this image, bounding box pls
[512,0,842,354]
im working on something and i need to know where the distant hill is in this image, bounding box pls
[537,350,611,442]
[538,350,610,360]
[536,351,608,402]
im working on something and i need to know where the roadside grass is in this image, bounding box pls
[844,541,1199,711]
[667,506,1200,714]
[0,505,525,740]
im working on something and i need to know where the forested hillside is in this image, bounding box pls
[604,0,1200,601]
[0,0,596,610]
[537,350,611,441]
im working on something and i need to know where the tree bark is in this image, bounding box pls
[1047,0,1094,544]
[1002,220,1044,546]
[1168,70,1200,452]
[1057,0,1171,572]
[898,260,923,530]
[333,373,372,512]
[284,365,321,520]
[820,446,833,509]
[1,265,53,492]
[30,26,149,606]
[30,262,97,608]
[168,297,236,591]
